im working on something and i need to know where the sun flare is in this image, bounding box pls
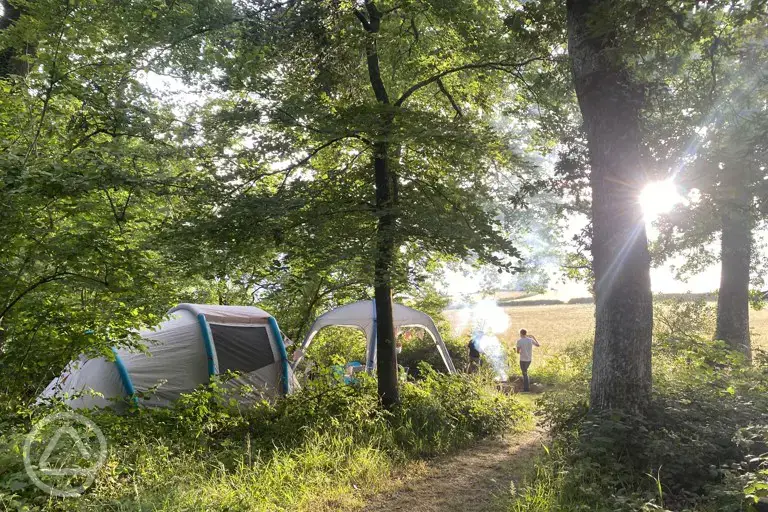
[639,180,684,222]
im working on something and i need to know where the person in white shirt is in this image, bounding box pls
[515,329,540,392]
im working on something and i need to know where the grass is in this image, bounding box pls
[83,432,400,512]
[750,306,768,349]
[501,300,768,512]
[1,370,531,512]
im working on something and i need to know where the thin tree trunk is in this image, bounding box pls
[374,139,399,408]
[358,0,399,408]
[715,187,752,360]
[567,0,653,412]
[293,277,325,342]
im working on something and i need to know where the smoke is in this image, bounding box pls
[455,299,510,381]
[471,331,508,382]
[454,299,510,334]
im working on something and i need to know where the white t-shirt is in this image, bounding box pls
[516,336,540,362]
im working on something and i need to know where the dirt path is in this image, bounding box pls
[362,428,545,512]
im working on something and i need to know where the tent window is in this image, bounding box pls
[209,324,274,374]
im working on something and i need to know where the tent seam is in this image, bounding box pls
[267,316,291,395]
[197,314,218,377]
[111,347,139,405]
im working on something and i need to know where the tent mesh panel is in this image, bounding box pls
[209,324,275,373]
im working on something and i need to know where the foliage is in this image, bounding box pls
[395,363,529,456]
[0,368,528,511]
[528,335,592,389]
[732,425,768,508]
[0,0,572,410]
[510,300,768,512]
[154,0,561,323]
[653,297,717,346]
[649,2,768,289]
[398,330,469,378]
[0,0,233,402]
[299,326,368,372]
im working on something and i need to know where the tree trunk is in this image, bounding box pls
[0,0,27,78]
[358,0,399,408]
[715,187,752,360]
[374,140,399,408]
[567,0,653,412]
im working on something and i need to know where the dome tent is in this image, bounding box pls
[292,300,456,374]
[41,304,296,409]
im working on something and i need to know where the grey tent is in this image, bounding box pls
[40,304,297,409]
[292,300,456,373]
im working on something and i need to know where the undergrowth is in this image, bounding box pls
[0,364,528,511]
[511,298,768,512]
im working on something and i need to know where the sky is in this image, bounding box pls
[442,263,723,301]
[442,180,726,301]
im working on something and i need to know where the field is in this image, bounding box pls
[444,303,768,364]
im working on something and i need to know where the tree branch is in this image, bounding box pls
[436,78,462,118]
[276,136,350,193]
[660,5,699,36]
[394,56,547,107]
[0,271,109,320]
[354,9,372,32]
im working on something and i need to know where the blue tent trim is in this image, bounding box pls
[197,314,217,377]
[367,298,377,371]
[267,316,290,394]
[111,348,138,405]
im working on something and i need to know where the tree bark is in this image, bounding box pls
[0,0,27,78]
[374,139,399,409]
[567,0,653,412]
[715,186,752,360]
[358,0,399,408]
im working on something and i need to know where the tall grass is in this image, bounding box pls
[0,367,529,511]
[81,431,395,511]
[508,299,768,512]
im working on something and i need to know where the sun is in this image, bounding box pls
[639,180,684,222]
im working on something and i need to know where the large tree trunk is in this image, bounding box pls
[715,187,752,360]
[567,0,653,412]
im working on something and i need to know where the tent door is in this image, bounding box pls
[208,324,276,374]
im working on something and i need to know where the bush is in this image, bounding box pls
[398,331,470,378]
[529,336,593,388]
[394,363,529,456]
[299,326,368,370]
[510,300,768,512]
[0,366,529,511]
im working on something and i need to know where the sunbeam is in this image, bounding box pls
[639,180,684,222]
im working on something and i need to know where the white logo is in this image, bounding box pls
[23,412,107,497]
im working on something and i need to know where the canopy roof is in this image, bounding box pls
[170,303,273,324]
[294,300,456,373]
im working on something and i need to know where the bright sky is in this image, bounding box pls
[443,180,725,301]
[442,265,724,301]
